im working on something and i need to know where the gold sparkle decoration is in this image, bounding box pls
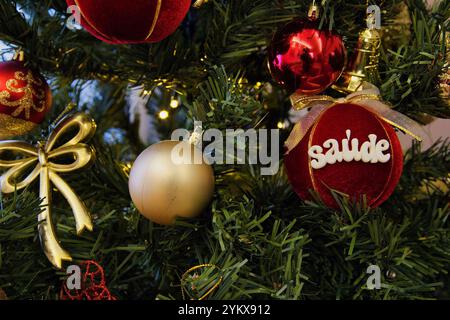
[0,71,46,120]
[0,112,97,269]
[181,264,223,300]
[0,113,37,139]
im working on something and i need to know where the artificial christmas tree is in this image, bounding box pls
[0,0,449,303]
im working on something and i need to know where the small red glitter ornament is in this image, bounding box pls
[267,6,346,95]
[60,260,116,301]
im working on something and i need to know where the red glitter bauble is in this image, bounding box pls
[284,103,403,208]
[0,60,52,139]
[66,0,191,44]
[268,18,346,95]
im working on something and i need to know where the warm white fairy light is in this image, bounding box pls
[170,98,180,109]
[159,110,169,120]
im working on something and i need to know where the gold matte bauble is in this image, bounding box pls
[128,140,215,225]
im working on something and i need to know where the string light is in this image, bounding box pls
[277,121,286,129]
[170,98,180,109]
[254,82,263,89]
[159,110,169,120]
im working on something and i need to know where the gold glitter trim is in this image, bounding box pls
[0,113,36,139]
[0,71,46,120]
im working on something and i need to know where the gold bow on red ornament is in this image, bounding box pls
[0,113,96,269]
[286,82,424,153]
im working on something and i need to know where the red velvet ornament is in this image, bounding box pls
[284,103,403,208]
[0,60,52,139]
[268,17,346,95]
[66,0,191,44]
[60,260,116,301]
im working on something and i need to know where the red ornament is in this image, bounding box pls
[60,260,116,300]
[284,103,403,208]
[0,59,52,139]
[66,0,191,44]
[268,17,346,95]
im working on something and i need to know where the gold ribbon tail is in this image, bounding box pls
[38,167,72,269]
[49,171,93,234]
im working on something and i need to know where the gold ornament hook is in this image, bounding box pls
[13,49,25,62]
[0,112,97,269]
[308,1,320,21]
[193,0,208,8]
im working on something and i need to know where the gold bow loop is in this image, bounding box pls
[0,113,97,269]
[286,82,424,154]
[0,141,39,191]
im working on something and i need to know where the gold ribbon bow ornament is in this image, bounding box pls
[0,113,97,269]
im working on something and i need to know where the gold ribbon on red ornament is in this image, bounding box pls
[285,82,424,154]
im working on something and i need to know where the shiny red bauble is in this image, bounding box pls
[284,103,403,208]
[268,18,346,95]
[0,60,52,139]
[66,0,191,44]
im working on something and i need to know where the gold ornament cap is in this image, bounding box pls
[13,49,25,62]
[308,4,320,21]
